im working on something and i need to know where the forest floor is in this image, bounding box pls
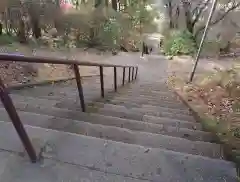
[0,43,112,86]
[167,55,240,162]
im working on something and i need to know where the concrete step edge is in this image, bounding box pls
[0,121,236,182]
[0,110,221,158]
[0,108,216,143]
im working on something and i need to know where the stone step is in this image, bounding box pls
[10,80,173,101]
[116,89,176,97]
[0,100,207,142]
[0,110,220,158]
[90,103,195,122]
[96,107,201,130]
[95,91,181,103]
[10,79,120,101]
[142,115,200,129]
[11,86,184,110]
[92,106,195,124]
[0,108,214,142]
[118,85,173,95]
[15,88,178,104]
[141,104,191,115]
[130,84,171,89]
[10,91,105,105]
[0,122,236,182]
[5,95,201,130]
[102,102,190,115]
[95,98,189,111]
[108,87,180,98]
[12,87,99,100]
[12,100,202,130]
[58,100,191,115]
[125,83,171,90]
[105,98,188,110]
[12,87,127,103]
[113,93,181,102]
[112,96,185,106]
[0,151,145,182]
[131,108,194,122]
[109,95,182,105]
[9,94,58,106]
[117,85,175,92]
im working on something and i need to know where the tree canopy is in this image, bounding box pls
[0,0,158,51]
[160,0,240,38]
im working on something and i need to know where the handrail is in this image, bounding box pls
[0,54,136,67]
[0,53,139,163]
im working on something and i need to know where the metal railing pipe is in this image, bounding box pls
[73,64,85,112]
[122,67,125,86]
[0,77,37,163]
[128,67,131,83]
[114,67,117,92]
[132,67,134,80]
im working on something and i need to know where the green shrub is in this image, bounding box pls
[163,30,197,56]
[97,18,122,50]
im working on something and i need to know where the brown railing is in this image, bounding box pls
[0,53,138,163]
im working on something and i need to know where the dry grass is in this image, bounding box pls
[167,57,240,164]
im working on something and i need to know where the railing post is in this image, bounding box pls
[0,77,37,163]
[132,67,134,81]
[128,67,131,83]
[122,67,125,86]
[114,67,117,92]
[73,64,85,112]
[135,67,138,79]
[99,66,104,98]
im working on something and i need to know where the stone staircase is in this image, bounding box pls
[0,75,237,182]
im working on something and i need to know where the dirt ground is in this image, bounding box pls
[167,56,238,81]
[0,43,112,86]
[167,55,239,122]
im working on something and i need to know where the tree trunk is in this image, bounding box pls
[124,0,127,10]
[0,22,2,35]
[167,2,174,29]
[4,8,11,35]
[112,0,117,11]
[105,0,109,6]
[182,1,193,33]
[17,19,27,43]
[95,0,102,7]
[89,0,102,47]
[186,22,194,34]
[31,18,41,39]
[174,6,180,29]
[75,0,80,9]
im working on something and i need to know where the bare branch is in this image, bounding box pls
[181,0,197,33]
[194,2,240,37]
[192,0,208,15]
[211,2,240,26]
[174,5,180,28]
[192,0,211,26]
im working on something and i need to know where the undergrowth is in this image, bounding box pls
[163,30,197,56]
